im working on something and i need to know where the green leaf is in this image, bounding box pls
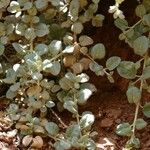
[125,137,140,149]
[135,4,146,18]
[63,101,77,114]
[0,43,4,56]
[79,35,93,46]
[89,62,104,76]
[126,86,141,104]
[143,13,150,26]
[12,43,26,55]
[45,122,59,136]
[35,44,48,56]
[45,101,55,108]
[35,23,49,37]
[117,61,137,79]
[135,118,147,130]
[114,18,128,31]
[106,56,121,71]
[66,124,81,142]
[71,22,83,34]
[80,112,95,129]
[142,66,150,79]
[49,0,60,6]
[76,89,92,105]
[133,36,149,56]
[90,43,105,60]
[48,40,62,56]
[54,140,71,150]
[143,103,150,118]
[43,60,61,76]
[116,123,132,136]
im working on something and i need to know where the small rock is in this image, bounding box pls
[100,118,113,128]
[31,136,43,149]
[22,135,33,147]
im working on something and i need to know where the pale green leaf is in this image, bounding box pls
[126,86,141,104]
[90,43,105,60]
[117,61,137,79]
[45,122,59,136]
[135,118,147,130]
[106,56,121,71]
[116,123,132,136]
[143,103,150,118]
[133,36,149,56]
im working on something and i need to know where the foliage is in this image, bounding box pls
[0,0,149,149]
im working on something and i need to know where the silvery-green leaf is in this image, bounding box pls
[92,0,100,3]
[90,43,105,60]
[43,60,61,76]
[71,22,83,34]
[10,82,20,92]
[6,89,17,99]
[48,40,62,56]
[133,36,149,56]
[15,23,27,36]
[69,0,79,21]
[135,4,146,18]
[143,13,150,26]
[117,61,137,79]
[45,122,59,136]
[35,44,48,56]
[35,23,49,37]
[114,18,128,31]
[7,1,20,13]
[142,66,150,79]
[63,45,74,53]
[76,73,89,83]
[126,86,141,104]
[89,62,104,76]
[3,68,17,84]
[66,124,81,141]
[0,43,4,56]
[59,77,73,90]
[80,111,95,129]
[34,0,48,10]
[135,118,147,130]
[54,140,71,150]
[7,103,19,114]
[143,103,150,118]
[116,123,132,136]
[92,14,104,27]
[49,0,60,6]
[125,137,140,149]
[63,101,77,114]
[76,89,92,105]
[106,56,121,71]
[23,2,32,10]
[86,139,96,150]
[79,35,93,46]
[31,72,43,80]
[12,43,27,55]
[46,101,55,108]
[25,28,36,40]
[80,83,97,93]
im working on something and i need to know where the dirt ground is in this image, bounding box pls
[0,0,150,150]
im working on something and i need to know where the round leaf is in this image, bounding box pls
[45,122,59,136]
[126,86,141,104]
[106,56,121,71]
[117,61,137,79]
[133,36,149,56]
[143,103,150,118]
[116,123,132,136]
[90,43,105,60]
[135,118,147,130]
